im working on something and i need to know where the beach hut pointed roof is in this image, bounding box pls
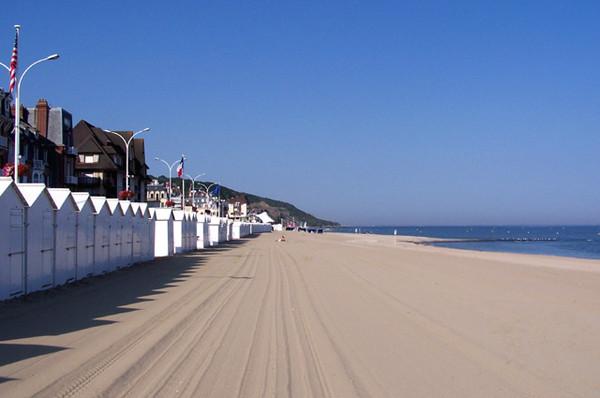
[90,196,109,214]
[130,202,141,216]
[173,209,185,221]
[17,184,57,208]
[119,200,133,215]
[0,177,27,204]
[71,192,91,211]
[153,208,173,221]
[47,188,78,210]
[105,198,124,216]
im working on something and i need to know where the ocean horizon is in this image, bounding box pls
[330,225,600,260]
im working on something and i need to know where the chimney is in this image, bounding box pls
[35,98,49,138]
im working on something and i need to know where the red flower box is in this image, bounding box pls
[2,162,30,178]
[119,190,135,200]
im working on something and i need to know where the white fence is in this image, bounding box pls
[0,177,272,301]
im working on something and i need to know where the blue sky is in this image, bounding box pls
[3,1,599,225]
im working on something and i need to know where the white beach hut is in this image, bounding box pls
[232,222,251,240]
[219,218,228,243]
[130,203,143,264]
[119,201,135,267]
[106,199,125,270]
[47,188,78,286]
[208,218,220,247]
[18,184,57,294]
[138,203,154,262]
[196,213,210,249]
[0,177,27,301]
[182,212,190,252]
[173,209,185,254]
[151,208,174,257]
[187,212,198,252]
[227,219,233,241]
[90,197,111,274]
[71,192,95,279]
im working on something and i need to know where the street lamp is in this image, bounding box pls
[194,181,219,215]
[155,157,184,203]
[185,172,207,207]
[104,127,150,196]
[1,27,59,183]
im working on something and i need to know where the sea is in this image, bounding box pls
[330,226,600,260]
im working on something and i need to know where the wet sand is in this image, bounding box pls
[1,231,599,397]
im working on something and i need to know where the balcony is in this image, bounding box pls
[32,159,46,171]
[79,176,101,186]
[65,175,78,185]
[65,146,78,156]
[0,135,7,148]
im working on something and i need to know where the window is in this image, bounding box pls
[79,154,99,163]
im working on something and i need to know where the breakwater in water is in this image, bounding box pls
[331,225,600,260]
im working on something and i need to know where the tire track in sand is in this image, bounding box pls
[275,243,390,398]
[36,247,257,398]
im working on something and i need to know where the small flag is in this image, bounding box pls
[9,28,18,94]
[176,156,184,178]
[212,184,219,195]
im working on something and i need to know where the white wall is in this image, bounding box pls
[0,182,272,302]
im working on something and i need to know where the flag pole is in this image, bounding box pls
[181,154,185,209]
[12,25,20,183]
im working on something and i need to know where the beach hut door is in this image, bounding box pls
[65,213,77,282]
[101,218,110,273]
[41,210,55,288]
[133,222,142,261]
[85,214,95,276]
[8,209,25,296]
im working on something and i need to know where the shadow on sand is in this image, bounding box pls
[0,237,255,374]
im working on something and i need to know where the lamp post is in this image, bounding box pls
[155,157,183,203]
[1,26,59,183]
[194,182,219,214]
[185,172,207,207]
[104,127,149,196]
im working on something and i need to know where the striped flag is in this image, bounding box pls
[9,28,18,94]
[176,156,184,178]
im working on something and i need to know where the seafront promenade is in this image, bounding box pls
[1,231,599,397]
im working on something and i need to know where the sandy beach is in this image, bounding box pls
[1,231,599,397]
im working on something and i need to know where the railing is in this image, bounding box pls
[78,176,101,186]
[65,175,78,185]
[33,159,46,171]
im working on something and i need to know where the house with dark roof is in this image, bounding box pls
[27,99,78,188]
[72,120,150,200]
[226,194,248,221]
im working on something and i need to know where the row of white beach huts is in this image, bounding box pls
[0,177,272,302]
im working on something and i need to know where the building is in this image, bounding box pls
[226,195,248,221]
[146,180,168,207]
[0,89,12,168]
[0,95,77,187]
[73,120,150,200]
[7,104,58,184]
[26,99,78,188]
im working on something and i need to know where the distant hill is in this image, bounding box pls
[149,175,340,227]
